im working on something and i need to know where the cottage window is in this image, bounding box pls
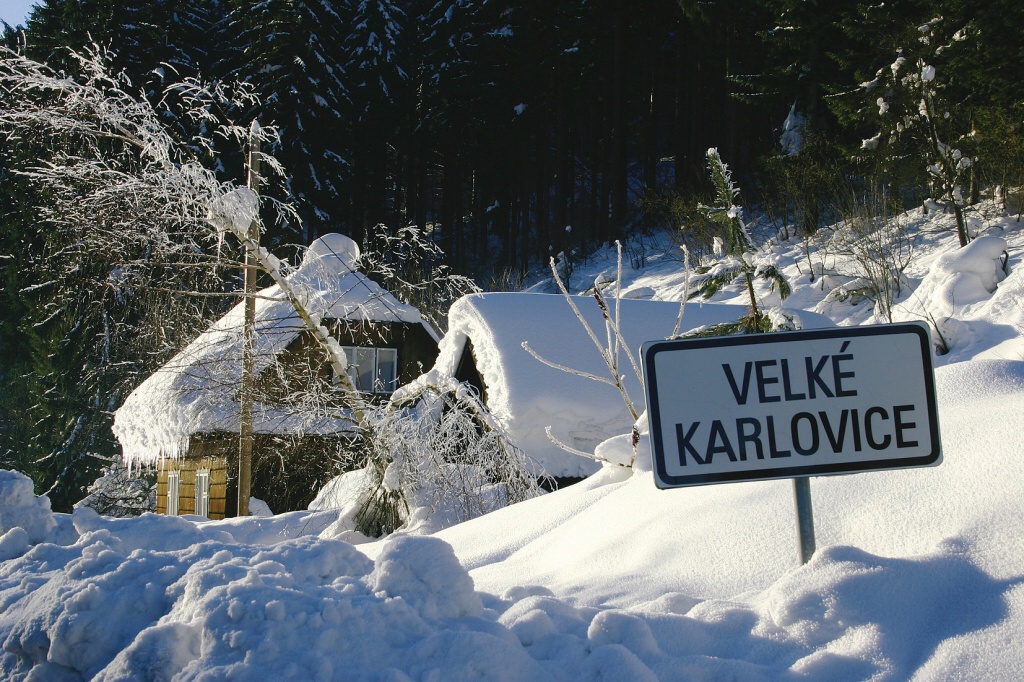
[339,346,398,394]
[166,470,180,516]
[195,468,210,518]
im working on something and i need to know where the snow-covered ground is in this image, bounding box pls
[3,201,1024,680]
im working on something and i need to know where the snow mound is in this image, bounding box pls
[302,232,360,272]
[369,535,483,620]
[0,471,55,549]
[921,235,1007,308]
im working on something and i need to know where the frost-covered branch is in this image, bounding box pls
[671,245,692,338]
[544,244,641,421]
[207,188,362,415]
[520,342,619,388]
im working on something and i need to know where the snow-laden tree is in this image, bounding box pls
[221,0,351,241]
[1,47,531,520]
[340,0,411,240]
[0,46,286,508]
[688,148,792,334]
[850,16,975,247]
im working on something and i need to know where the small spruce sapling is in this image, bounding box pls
[688,148,792,334]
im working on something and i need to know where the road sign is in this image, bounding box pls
[642,322,941,489]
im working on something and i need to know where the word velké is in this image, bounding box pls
[674,346,920,466]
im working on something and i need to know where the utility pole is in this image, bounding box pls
[238,120,261,517]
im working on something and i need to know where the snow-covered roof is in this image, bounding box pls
[414,293,834,478]
[113,234,430,466]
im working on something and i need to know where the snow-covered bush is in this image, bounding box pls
[320,379,542,538]
[899,235,1009,353]
[74,460,154,518]
[638,187,719,263]
[829,186,918,323]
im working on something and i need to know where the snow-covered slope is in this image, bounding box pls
[2,203,1024,680]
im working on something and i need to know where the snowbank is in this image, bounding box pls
[0,502,529,680]
[0,471,55,558]
[3,356,1024,679]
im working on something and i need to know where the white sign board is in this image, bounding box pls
[642,322,941,489]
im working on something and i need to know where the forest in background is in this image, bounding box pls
[1,0,1022,509]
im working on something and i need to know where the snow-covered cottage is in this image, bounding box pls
[405,293,833,484]
[113,234,439,519]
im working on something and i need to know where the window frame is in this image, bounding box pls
[166,470,180,516]
[338,345,399,395]
[195,468,210,518]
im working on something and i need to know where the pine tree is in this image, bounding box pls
[342,0,410,238]
[223,0,352,242]
[839,13,975,246]
[689,148,791,334]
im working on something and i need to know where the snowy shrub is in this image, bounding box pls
[74,461,154,518]
[348,379,542,537]
[638,187,718,262]
[830,186,918,323]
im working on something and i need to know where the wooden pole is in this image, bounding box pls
[238,120,261,517]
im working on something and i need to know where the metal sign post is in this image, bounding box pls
[793,477,815,564]
[642,322,941,565]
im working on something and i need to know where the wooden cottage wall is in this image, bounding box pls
[156,469,168,515]
[183,431,359,517]
[395,323,441,385]
[155,319,439,519]
[157,454,229,520]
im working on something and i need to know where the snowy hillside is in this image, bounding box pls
[3,202,1024,680]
